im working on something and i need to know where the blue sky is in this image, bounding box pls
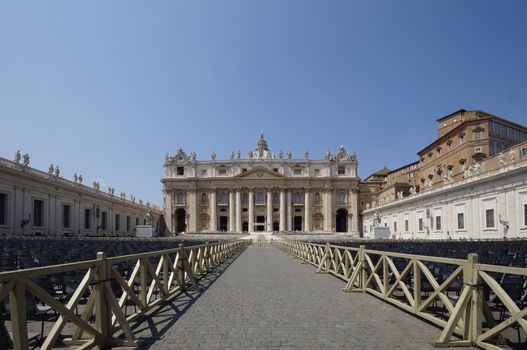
[1,1,526,205]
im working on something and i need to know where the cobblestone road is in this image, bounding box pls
[131,243,472,349]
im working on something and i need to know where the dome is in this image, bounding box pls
[256,133,269,152]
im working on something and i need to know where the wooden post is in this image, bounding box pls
[467,253,481,343]
[177,244,186,291]
[359,245,366,291]
[140,257,148,307]
[413,258,421,314]
[9,281,29,350]
[162,253,169,295]
[382,254,388,298]
[94,252,111,347]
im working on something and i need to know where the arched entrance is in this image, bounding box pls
[336,208,348,233]
[242,222,249,232]
[272,221,279,232]
[175,208,187,233]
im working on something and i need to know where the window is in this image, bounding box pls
[242,168,247,173]
[176,167,185,175]
[404,220,409,232]
[293,168,302,175]
[337,192,346,204]
[273,168,279,173]
[418,218,423,231]
[393,221,397,232]
[473,130,482,140]
[126,216,130,232]
[489,141,496,155]
[256,192,265,204]
[218,168,227,175]
[435,216,442,231]
[115,214,120,231]
[84,209,91,229]
[176,192,185,204]
[459,135,464,145]
[102,212,107,230]
[218,192,228,204]
[524,204,527,226]
[135,217,139,226]
[272,193,279,205]
[457,213,465,230]
[293,192,302,204]
[314,169,320,176]
[338,166,346,175]
[0,193,6,225]
[241,193,248,204]
[33,199,44,227]
[485,209,495,228]
[521,148,527,158]
[201,169,207,176]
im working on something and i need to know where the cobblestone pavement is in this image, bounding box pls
[123,243,474,350]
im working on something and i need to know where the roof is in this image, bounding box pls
[436,109,467,122]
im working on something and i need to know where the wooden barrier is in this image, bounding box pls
[0,239,249,349]
[274,239,527,349]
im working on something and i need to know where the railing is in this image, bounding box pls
[0,239,249,349]
[274,240,527,349]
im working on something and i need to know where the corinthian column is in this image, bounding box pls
[209,189,217,232]
[279,190,286,232]
[229,190,236,233]
[287,189,292,231]
[248,190,254,233]
[235,189,242,233]
[304,190,311,232]
[266,190,273,232]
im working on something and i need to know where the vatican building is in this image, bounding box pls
[162,135,360,235]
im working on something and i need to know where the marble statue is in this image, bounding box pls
[48,164,54,175]
[73,174,78,183]
[229,151,234,161]
[499,152,505,168]
[304,151,309,160]
[22,154,30,167]
[278,150,284,159]
[211,151,216,161]
[287,150,292,160]
[473,162,481,175]
[14,150,21,164]
[54,165,60,177]
[146,211,153,226]
[409,186,416,195]
[191,151,196,161]
[325,150,331,160]
[248,150,253,159]
[78,175,83,184]
[397,191,403,200]
[237,150,241,159]
[508,149,516,163]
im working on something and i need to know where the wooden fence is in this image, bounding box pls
[0,239,248,349]
[274,239,527,350]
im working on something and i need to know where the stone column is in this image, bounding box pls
[248,190,254,233]
[324,189,333,232]
[165,189,174,233]
[209,189,217,232]
[266,190,273,232]
[350,189,359,235]
[188,190,197,232]
[229,190,236,233]
[287,189,292,231]
[235,189,242,233]
[279,190,286,232]
[304,190,311,232]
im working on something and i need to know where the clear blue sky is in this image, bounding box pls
[1,1,526,205]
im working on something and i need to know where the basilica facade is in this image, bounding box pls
[162,135,360,235]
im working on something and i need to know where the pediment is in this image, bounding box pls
[234,167,285,179]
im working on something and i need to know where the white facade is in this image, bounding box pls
[0,155,163,237]
[162,135,360,235]
[362,146,527,239]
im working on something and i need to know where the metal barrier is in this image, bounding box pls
[274,239,527,349]
[0,239,248,349]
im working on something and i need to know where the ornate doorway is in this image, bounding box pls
[336,208,348,233]
[175,208,186,233]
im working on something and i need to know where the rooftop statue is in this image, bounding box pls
[14,150,21,164]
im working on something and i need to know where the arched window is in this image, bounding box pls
[176,192,185,204]
[241,193,248,204]
[256,192,265,204]
[294,192,302,204]
[218,192,228,204]
[337,192,346,204]
[314,193,322,204]
[272,193,279,204]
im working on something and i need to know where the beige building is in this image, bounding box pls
[162,135,360,235]
[0,152,163,237]
[361,109,527,239]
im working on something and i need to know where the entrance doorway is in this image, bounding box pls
[272,221,279,232]
[336,208,348,233]
[255,216,265,232]
[242,222,248,232]
[293,216,302,231]
[175,208,186,233]
[219,216,228,232]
